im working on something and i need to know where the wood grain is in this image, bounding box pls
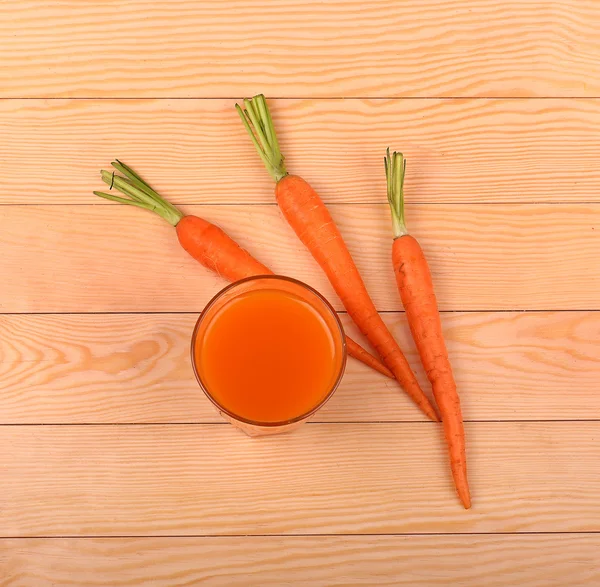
[1,312,598,424]
[3,0,599,580]
[1,1,599,98]
[1,535,599,587]
[1,98,600,205]
[2,422,599,536]
[0,203,598,313]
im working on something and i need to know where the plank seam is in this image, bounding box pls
[2,202,600,207]
[1,420,599,426]
[0,309,598,316]
[2,531,600,539]
[1,97,600,101]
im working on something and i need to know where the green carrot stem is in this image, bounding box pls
[235,94,287,182]
[93,161,184,227]
[384,148,408,238]
[93,191,158,212]
[101,172,150,205]
[112,160,163,201]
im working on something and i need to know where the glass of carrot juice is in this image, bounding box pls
[191,275,347,436]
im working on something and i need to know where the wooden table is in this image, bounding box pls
[1,2,599,585]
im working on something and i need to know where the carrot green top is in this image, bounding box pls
[236,94,288,183]
[93,160,184,227]
[384,149,408,238]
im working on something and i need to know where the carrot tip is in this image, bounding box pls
[373,363,395,379]
[423,403,441,422]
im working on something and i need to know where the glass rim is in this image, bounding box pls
[190,274,347,428]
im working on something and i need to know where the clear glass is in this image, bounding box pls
[191,275,347,436]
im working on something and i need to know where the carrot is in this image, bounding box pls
[236,94,438,421]
[385,149,470,508]
[93,160,393,379]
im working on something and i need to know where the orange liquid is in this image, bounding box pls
[196,288,341,423]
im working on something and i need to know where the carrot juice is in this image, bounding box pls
[191,276,346,432]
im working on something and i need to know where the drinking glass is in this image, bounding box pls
[191,275,347,436]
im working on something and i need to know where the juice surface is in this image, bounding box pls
[196,288,341,423]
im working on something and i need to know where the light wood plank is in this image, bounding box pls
[1,98,600,205]
[1,423,599,536]
[1,312,598,424]
[1,535,599,587]
[0,204,598,313]
[1,1,599,98]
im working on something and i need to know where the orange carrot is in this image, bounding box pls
[93,160,393,379]
[236,95,438,421]
[385,149,470,508]
[175,215,271,281]
[344,337,394,379]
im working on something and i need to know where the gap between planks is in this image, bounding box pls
[1,309,599,315]
[3,531,600,539]
[3,202,600,206]
[2,97,600,100]
[2,420,600,426]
